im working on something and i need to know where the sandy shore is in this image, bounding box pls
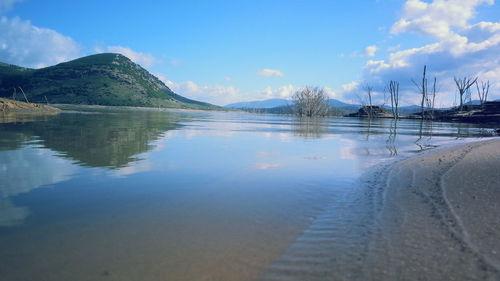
[363,138,500,280]
[259,139,500,281]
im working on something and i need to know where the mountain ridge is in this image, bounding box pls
[0,53,219,110]
[225,98,356,109]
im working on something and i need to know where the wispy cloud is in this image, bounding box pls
[365,45,378,57]
[341,81,359,92]
[260,84,295,99]
[155,74,241,105]
[257,84,338,101]
[258,151,281,157]
[0,16,80,68]
[95,45,158,68]
[0,0,23,13]
[255,162,281,170]
[258,68,284,77]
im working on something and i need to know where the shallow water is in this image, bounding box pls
[0,110,496,281]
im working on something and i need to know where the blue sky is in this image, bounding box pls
[1,0,499,106]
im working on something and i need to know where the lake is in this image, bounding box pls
[0,109,496,281]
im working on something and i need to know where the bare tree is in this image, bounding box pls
[425,77,437,119]
[388,80,400,119]
[382,85,389,107]
[18,86,30,103]
[363,85,373,107]
[454,76,478,110]
[412,65,428,120]
[292,86,330,117]
[475,80,490,105]
[362,84,374,118]
[464,88,473,104]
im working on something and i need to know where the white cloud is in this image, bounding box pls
[0,16,80,68]
[391,0,494,39]
[258,68,284,77]
[323,87,339,99]
[155,74,309,105]
[354,0,500,106]
[365,45,378,57]
[0,0,23,13]
[260,84,295,99]
[95,45,158,68]
[155,74,241,105]
[341,81,360,92]
[259,85,339,101]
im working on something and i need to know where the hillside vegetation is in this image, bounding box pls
[0,54,219,110]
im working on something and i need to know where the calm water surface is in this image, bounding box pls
[0,110,495,281]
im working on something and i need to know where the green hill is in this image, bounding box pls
[0,53,219,110]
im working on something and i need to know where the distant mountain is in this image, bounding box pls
[225,98,291,109]
[0,53,219,110]
[224,97,434,117]
[465,100,482,105]
[393,105,422,114]
[328,99,356,107]
[226,98,357,109]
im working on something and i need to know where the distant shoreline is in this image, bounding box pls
[51,103,241,114]
[0,98,60,112]
[0,99,239,114]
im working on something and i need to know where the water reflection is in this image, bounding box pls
[0,199,29,227]
[0,111,182,226]
[414,120,439,151]
[291,118,328,139]
[0,112,60,151]
[0,147,76,226]
[0,111,181,168]
[0,110,497,281]
[0,112,60,125]
[385,120,398,156]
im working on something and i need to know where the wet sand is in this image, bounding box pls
[364,138,500,280]
[261,139,500,280]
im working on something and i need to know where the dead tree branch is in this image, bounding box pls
[475,80,490,105]
[454,76,478,110]
[388,80,399,119]
[293,86,330,117]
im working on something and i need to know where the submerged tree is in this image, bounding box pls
[412,66,438,119]
[362,84,374,118]
[425,77,438,119]
[454,76,478,110]
[475,80,490,105]
[412,65,428,120]
[292,86,330,117]
[388,80,400,119]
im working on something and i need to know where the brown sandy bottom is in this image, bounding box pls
[0,178,335,281]
[260,139,500,281]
